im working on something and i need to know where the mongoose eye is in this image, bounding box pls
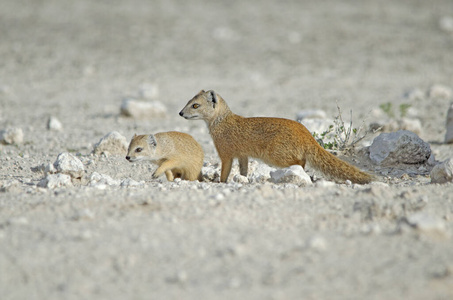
[135,147,143,153]
[192,103,200,109]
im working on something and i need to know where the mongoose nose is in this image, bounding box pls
[125,156,130,161]
[179,111,183,117]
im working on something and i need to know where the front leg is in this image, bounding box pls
[220,157,233,183]
[238,156,249,177]
[164,170,175,181]
[152,160,179,181]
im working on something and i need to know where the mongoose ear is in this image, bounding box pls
[198,89,206,94]
[133,133,137,139]
[147,134,157,147]
[206,90,217,108]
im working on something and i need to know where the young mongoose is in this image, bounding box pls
[179,90,373,184]
[126,132,204,181]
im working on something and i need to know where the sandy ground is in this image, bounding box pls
[1,0,453,299]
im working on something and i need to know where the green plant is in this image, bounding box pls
[379,102,394,118]
[312,125,338,150]
[333,102,369,152]
[399,103,411,118]
[379,102,412,119]
[312,103,370,152]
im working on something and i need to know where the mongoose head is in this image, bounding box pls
[179,90,220,121]
[125,134,158,162]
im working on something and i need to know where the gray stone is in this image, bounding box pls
[369,130,431,165]
[430,158,453,184]
[445,102,453,143]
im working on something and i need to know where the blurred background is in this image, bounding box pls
[1,0,453,146]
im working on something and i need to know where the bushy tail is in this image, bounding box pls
[307,144,373,184]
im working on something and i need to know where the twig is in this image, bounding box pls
[334,100,372,152]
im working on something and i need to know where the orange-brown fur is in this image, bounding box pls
[126,132,204,181]
[179,90,373,184]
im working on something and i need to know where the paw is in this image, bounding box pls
[152,172,159,179]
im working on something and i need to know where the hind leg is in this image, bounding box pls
[153,160,180,180]
[298,158,306,169]
[238,157,248,176]
[172,170,183,179]
[182,167,203,181]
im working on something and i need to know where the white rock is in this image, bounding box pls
[370,107,387,119]
[45,163,57,175]
[120,98,167,119]
[249,163,276,183]
[93,131,128,156]
[427,85,452,99]
[47,116,63,131]
[369,130,431,165]
[371,118,422,135]
[38,174,73,189]
[201,165,220,182]
[0,127,23,145]
[138,83,159,100]
[445,102,453,143]
[288,31,301,44]
[121,178,145,187]
[300,118,333,135]
[306,235,327,251]
[212,27,236,41]
[406,212,448,238]
[233,174,249,184]
[439,16,453,33]
[89,172,120,187]
[404,88,425,101]
[430,158,453,184]
[0,180,20,192]
[72,209,95,221]
[315,180,336,188]
[53,152,84,178]
[270,165,312,185]
[7,217,29,226]
[296,109,327,121]
[212,193,225,201]
[396,118,422,135]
